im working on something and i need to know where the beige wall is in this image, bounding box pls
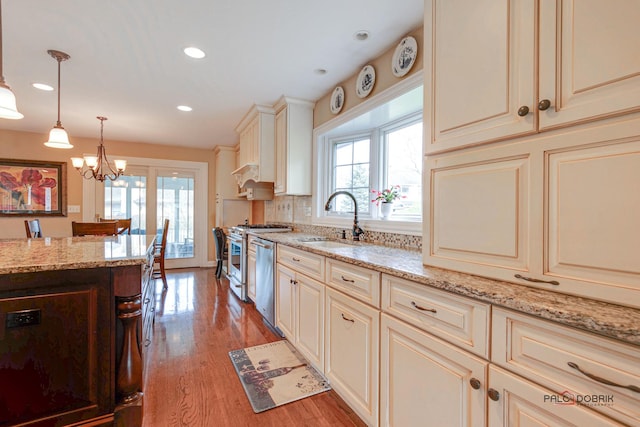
[314,26,424,128]
[0,128,218,262]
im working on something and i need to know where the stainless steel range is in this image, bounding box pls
[227,224,291,302]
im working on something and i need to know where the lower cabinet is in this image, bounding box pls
[488,366,624,427]
[275,264,325,370]
[380,313,487,427]
[325,288,380,427]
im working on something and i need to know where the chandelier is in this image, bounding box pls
[71,116,126,182]
[0,0,23,119]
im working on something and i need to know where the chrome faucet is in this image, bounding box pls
[324,191,364,241]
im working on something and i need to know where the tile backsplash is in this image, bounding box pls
[265,195,422,250]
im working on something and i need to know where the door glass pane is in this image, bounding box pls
[104,174,147,235]
[157,172,195,259]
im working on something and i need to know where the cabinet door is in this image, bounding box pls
[425,0,536,154]
[543,137,640,306]
[325,288,379,427]
[381,314,487,427]
[247,250,256,302]
[424,144,535,280]
[275,264,295,340]
[274,108,287,194]
[215,147,239,199]
[488,366,624,427]
[295,274,324,372]
[538,0,640,130]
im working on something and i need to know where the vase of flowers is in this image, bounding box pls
[371,185,403,220]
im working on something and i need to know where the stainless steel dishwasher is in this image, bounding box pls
[252,236,278,332]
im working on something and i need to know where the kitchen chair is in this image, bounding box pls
[153,219,170,290]
[24,219,43,238]
[71,221,118,236]
[100,217,132,235]
[213,227,228,279]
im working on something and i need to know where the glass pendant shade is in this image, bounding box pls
[0,84,23,119]
[44,125,72,148]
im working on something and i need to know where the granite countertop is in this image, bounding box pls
[254,231,640,347]
[0,235,156,275]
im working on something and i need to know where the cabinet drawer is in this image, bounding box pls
[326,259,381,308]
[277,245,325,282]
[382,274,490,358]
[492,307,640,426]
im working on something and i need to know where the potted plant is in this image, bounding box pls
[371,185,403,219]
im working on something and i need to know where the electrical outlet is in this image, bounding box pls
[68,205,81,213]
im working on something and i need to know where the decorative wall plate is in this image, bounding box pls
[330,86,345,114]
[355,65,376,98]
[391,36,418,77]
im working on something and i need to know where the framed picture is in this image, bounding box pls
[0,158,67,216]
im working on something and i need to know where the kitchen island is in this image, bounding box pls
[0,235,156,427]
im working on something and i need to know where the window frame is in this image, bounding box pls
[313,72,423,235]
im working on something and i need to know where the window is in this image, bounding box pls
[316,77,423,229]
[330,136,371,215]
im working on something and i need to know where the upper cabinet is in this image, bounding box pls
[273,96,315,195]
[232,104,275,187]
[424,0,640,154]
[214,145,240,199]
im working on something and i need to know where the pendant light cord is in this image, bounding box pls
[56,56,61,125]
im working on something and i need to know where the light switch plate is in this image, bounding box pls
[68,205,81,213]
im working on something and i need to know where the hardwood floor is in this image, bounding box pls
[142,268,366,427]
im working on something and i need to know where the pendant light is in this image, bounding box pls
[71,116,127,182]
[44,49,72,148]
[0,0,23,119]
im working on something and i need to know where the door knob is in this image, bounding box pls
[469,378,481,390]
[517,106,530,116]
[488,388,500,401]
[538,99,551,110]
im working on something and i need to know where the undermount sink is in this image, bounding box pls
[302,240,355,249]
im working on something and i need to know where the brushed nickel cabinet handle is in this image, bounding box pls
[517,106,530,116]
[470,378,481,390]
[538,99,551,110]
[567,362,640,393]
[411,301,437,313]
[341,313,355,323]
[488,388,500,401]
[341,275,355,283]
[514,274,559,286]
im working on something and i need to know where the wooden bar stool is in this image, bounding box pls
[153,219,170,290]
[72,221,118,236]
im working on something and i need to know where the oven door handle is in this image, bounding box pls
[228,236,243,244]
[250,241,271,249]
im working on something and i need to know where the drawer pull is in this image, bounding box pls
[469,378,481,390]
[340,275,355,283]
[411,301,437,313]
[144,298,150,304]
[341,313,355,323]
[567,362,640,393]
[144,339,151,348]
[488,388,500,401]
[514,274,559,286]
[290,279,298,285]
[292,257,301,262]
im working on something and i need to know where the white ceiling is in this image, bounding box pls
[0,0,424,150]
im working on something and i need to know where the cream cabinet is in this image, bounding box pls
[424,119,640,308]
[247,236,257,302]
[381,314,487,427]
[424,0,640,154]
[274,96,314,195]
[488,365,624,427]
[492,308,640,425]
[275,263,325,371]
[233,104,275,187]
[325,287,379,427]
[214,145,240,199]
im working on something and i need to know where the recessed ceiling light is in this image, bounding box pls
[177,105,192,112]
[314,68,328,75]
[33,83,54,91]
[354,31,370,41]
[183,47,205,59]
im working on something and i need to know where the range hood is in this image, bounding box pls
[232,163,261,189]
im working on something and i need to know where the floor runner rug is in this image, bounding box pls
[229,340,331,413]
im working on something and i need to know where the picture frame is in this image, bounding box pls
[0,158,67,216]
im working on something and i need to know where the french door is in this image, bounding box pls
[83,157,208,269]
